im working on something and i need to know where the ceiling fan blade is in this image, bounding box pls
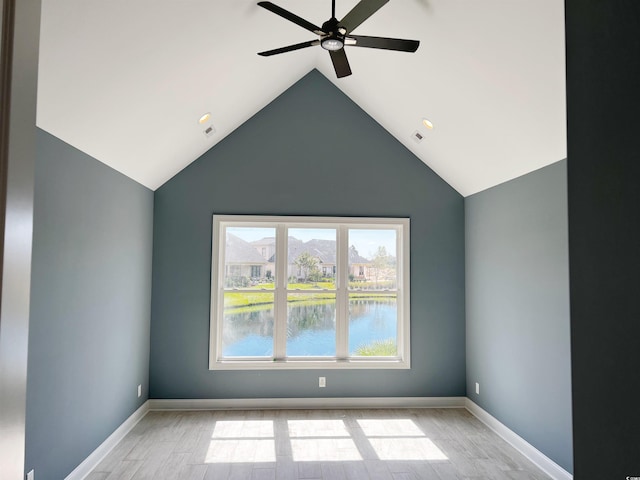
[339,0,388,33]
[329,49,352,78]
[258,40,319,56]
[348,35,419,52]
[258,2,324,35]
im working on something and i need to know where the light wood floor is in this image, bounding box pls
[87,408,551,480]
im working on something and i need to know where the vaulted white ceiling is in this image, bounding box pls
[36,0,566,196]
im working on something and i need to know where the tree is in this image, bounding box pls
[371,246,390,288]
[294,252,321,283]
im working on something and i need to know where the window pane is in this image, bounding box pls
[287,228,336,289]
[222,292,274,357]
[349,294,398,356]
[348,229,397,290]
[225,227,275,288]
[287,293,336,356]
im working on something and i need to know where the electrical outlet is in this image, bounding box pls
[27,469,34,480]
[137,384,142,398]
[475,382,480,395]
[319,376,326,388]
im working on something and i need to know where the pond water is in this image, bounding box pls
[222,299,397,357]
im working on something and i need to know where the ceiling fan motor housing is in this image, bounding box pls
[320,18,345,51]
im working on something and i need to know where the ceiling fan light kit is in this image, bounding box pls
[321,37,344,51]
[257,0,420,78]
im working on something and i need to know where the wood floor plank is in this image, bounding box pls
[175,463,208,480]
[504,470,549,480]
[130,441,177,479]
[407,461,440,480]
[392,473,416,480]
[227,463,255,480]
[252,466,276,480]
[274,456,297,480]
[175,424,206,454]
[103,460,142,480]
[364,459,393,480]
[94,434,143,472]
[431,462,462,480]
[321,462,348,480]
[154,452,192,480]
[343,460,371,480]
[297,461,323,479]
[437,438,488,478]
[188,427,217,465]
[84,473,110,480]
[203,462,231,480]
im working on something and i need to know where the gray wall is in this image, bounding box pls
[465,160,572,472]
[25,129,154,480]
[150,69,466,399]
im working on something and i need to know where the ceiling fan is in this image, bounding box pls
[257,0,420,78]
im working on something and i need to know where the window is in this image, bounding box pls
[210,215,410,370]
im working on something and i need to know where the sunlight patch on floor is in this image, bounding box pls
[206,439,276,463]
[357,418,424,437]
[290,438,362,462]
[288,419,350,437]
[203,416,446,464]
[212,420,274,438]
[368,437,448,461]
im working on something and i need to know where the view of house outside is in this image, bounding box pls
[221,227,398,358]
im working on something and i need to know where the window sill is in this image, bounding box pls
[209,357,410,371]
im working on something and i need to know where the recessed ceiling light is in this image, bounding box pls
[198,112,212,125]
[422,118,434,130]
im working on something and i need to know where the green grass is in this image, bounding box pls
[354,338,397,356]
[223,291,273,309]
[245,281,396,290]
[222,286,397,314]
[243,282,336,290]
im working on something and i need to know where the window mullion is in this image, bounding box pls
[336,225,349,359]
[274,224,288,359]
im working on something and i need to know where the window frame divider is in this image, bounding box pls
[273,223,288,360]
[336,225,349,359]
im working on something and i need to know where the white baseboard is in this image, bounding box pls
[65,401,150,480]
[465,399,572,480]
[148,396,466,410]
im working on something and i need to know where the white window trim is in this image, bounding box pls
[209,215,410,370]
